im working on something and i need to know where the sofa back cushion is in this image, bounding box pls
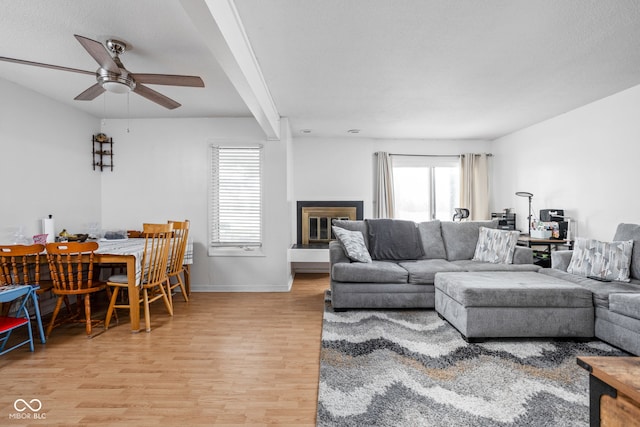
[332,220,369,249]
[365,219,424,260]
[613,223,640,280]
[417,220,447,259]
[440,220,498,261]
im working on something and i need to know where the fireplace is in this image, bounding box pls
[296,201,364,247]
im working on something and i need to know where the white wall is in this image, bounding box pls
[100,117,292,291]
[0,79,100,243]
[491,84,640,240]
[291,137,492,239]
[7,69,638,289]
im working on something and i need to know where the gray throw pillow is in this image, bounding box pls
[332,226,372,263]
[472,227,520,264]
[567,237,633,282]
[332,220,369,249]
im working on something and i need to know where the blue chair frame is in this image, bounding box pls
[0,285,35,355]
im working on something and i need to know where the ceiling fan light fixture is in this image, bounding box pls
[102,80,131,94]
[1,34,203,109]
[97,69,136,94]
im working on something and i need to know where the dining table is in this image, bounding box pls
[94,238,193,332]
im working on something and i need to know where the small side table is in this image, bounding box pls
[577,356,640,427]
[517,235,573,268]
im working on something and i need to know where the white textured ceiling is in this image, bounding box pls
[2,1,640,139]
[0,0,250,119]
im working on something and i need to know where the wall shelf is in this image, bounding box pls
[92,134,113,171]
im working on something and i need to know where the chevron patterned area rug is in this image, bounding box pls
[317,297,628,427]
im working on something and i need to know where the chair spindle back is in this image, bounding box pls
[140,223,173,286]
[45,242,98,294]
[0,244,45,286]
[168,220,189,276]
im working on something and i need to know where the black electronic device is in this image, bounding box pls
[557,221,568,240]
[587,275,611,282]
[540,209,564,222]
[491,212,516,230]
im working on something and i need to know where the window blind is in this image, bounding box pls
[210,145,263,248]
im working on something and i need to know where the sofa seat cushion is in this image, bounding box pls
[449,260,541,272]
[332,260,408,283]
[441,221,497,261]
[539,268,640,308]
[435,272,592,308]
[609,293,640,320]
[398,259,463,284]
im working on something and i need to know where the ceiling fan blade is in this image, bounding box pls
[0,56,94,75]
[74,34,119,73]
[131,73,204,87]
[133,84,181,109]
[75,83,106,101]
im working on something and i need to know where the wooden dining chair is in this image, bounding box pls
[127,230,144,238]
[0,244,45,292]
[105,223,174,332]
[167,220,190,306]
[0,244,45,354]
[45,241,110,338]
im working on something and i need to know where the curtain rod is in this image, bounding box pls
[383,153,493,157]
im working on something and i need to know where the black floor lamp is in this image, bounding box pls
[515,192,534,235]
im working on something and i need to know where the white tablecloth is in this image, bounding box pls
[95,238,193,285]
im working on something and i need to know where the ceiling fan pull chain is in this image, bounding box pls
[102,92,107,128]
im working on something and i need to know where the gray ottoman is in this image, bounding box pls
[434,271,594,341]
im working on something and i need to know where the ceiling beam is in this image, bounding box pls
[181,0,281,140]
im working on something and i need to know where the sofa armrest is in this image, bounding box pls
[512,246,533,264]
[330,240,350,265]
[551,250,573,271]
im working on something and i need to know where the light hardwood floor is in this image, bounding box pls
[1,273,329,426]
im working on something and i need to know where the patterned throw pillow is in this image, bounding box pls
[472,227,520,264]
[567,238,633,282]
[332,226,372,263]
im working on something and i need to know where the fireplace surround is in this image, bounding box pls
[295,201,364,247]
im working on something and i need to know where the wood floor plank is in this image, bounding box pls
[0,273,328,426]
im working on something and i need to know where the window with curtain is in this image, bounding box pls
[209,144,263,254]
[391,155,460,222]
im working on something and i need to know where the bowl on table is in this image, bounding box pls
[67,234,89,242]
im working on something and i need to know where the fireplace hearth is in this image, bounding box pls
[295,201,363,247]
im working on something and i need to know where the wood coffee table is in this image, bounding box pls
[577,356,640,427]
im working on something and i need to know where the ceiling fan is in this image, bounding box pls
[0,34,204,110]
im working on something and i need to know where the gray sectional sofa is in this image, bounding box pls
[540,223,640,356]
[329,219,640,356]
[329,219,539,310]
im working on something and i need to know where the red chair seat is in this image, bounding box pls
[0,316,29,331]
